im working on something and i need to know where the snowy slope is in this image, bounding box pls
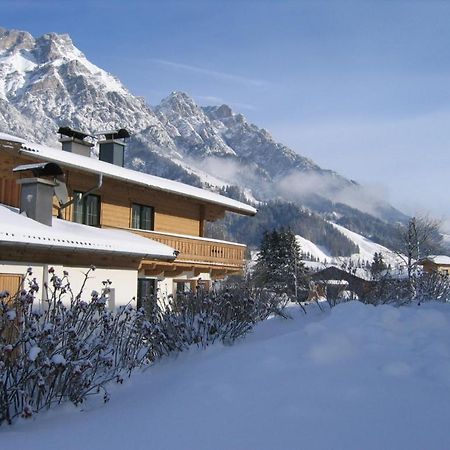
[297,222,401,265]
[331,222,400,265]
[296,235,331,261]
[3,301,450,450]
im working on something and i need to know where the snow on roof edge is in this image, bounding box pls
[420,255,450,265]
[0,133,257,216]
[0,204,176,260]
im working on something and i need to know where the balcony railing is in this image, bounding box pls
[122,229,246,269]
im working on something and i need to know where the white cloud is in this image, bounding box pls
[277,171,392,218]
[270,109,450,219]
[149,58,271,88]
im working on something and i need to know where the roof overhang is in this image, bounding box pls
[0,204,177,266]
[0,134,257,217]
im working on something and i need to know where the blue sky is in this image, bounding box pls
[1,0,450,228]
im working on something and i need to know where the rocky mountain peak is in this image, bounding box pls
[154,91,236,158]
[204,104,233,120]
[0,28,34,53]
[0,28,173,148]
[34,32,80,62]
[158,91,202,117]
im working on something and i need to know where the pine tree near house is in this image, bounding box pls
[254,228,308,298]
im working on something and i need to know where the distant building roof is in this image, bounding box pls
[0,132,257,216]
[420,255,450,266]
[311,264,371,281]
[0,204,176,260]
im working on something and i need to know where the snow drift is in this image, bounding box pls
[3,301,450,450]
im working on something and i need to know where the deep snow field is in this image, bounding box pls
[2,301,450,450]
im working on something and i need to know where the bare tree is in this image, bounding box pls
[392,216,442,282]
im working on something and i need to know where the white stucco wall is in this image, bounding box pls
[55,266,138,308]
[0,261,138,308]
[2,261,215,311]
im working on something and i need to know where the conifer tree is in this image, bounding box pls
[254,228,308,297]
[371,252,387,280]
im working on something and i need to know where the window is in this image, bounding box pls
[73,191,100,226]
[176,281,191,294]
[137,278,156,315]
[131,203,154,230]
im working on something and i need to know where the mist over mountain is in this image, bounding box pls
[0,27,408,252]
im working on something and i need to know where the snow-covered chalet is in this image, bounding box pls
[419,255,450,276]
[0,129,256,308]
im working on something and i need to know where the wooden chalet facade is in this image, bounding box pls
[0,131,256,307]
[419,256,450,276]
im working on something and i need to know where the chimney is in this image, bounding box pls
[13,162,64,226]
[58,126,94,157]
[96,128,130,167]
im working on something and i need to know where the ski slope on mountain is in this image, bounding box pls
[331,222,399,265]
[2,301,450,450]
[297,222,400,268]
[296,235,331,261]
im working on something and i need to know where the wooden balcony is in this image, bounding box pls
[120,228,247,275]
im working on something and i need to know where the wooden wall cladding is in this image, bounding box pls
[65,170,203,236]
[0,152,21,207]
[0,273,23,299]
[0,146,227,238]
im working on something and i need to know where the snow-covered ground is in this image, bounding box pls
[3,301,450,450]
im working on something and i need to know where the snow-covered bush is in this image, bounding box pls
[412,271,450,303]
[158,284,288,347]
[365,271,450,305]
[0,268,163,424]
[1,270,288,425]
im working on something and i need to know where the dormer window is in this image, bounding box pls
[73,191,101,227]
[131,203,154,230]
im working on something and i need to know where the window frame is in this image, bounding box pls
[131,202,155,231]
[137,278,157,313]
[72,190,101,227]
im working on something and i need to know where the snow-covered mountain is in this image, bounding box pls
[0,27,175,150]
[0,27,405,228]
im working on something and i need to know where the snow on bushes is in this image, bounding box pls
[0,269,286,425]
[366,271,450,305]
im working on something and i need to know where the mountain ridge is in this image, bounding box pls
[0,27,408,250]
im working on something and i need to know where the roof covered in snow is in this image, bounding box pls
[0,132,257,216]
[0,204,176,259]
[420,255,450,266]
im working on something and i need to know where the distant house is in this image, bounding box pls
[419,256,450,276]
[0,129,256,308]
[311,266,376,300]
